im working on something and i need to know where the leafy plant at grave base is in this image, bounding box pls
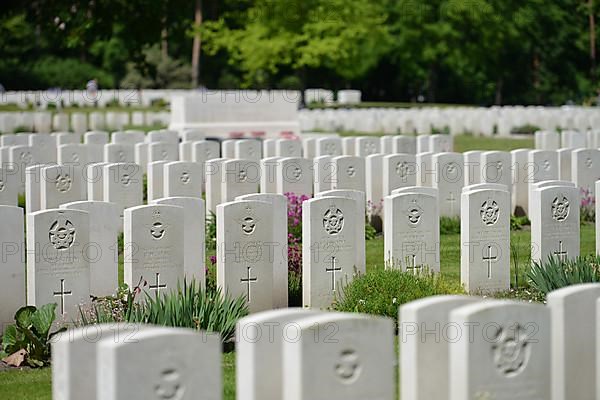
[1,304,66,367]
[333,268,464,326]
[80,279,248,344]
[440,216,461,235]
[285,192,308,242]
[580,188,595,224]
[206,211,217,250]
[12,125,28,133]
[78,283,134,325]
[510,215,530,231]
[128,280,248,344]
[365,223,377,241]
[288,270,302,307]
[207,255,217,292]
[528,255,600,295]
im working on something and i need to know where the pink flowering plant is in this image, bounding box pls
[580,187,595,223]
[285,193,310,305]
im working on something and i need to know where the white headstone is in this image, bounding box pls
[124,204,185,297]
[316,137,342,157]
[276,139,302,157]
[331,156,365,192]
[0,167,18,206]
[205,158,227,215]
[463,150,482,186]
[221,159,260,203]
[40,165,85,210]
[86,162,109,201]
[572,148,600,197]
[382,154,417,196]
[530,184,580,263]
[26,209,90,319]
[148,142,178,163]
[236,309,319,400]
[384,192,439,273]
[0,206,25,332]
[163,161,203,198]
[60,201,120,297]
[547,284,600,400]
[217,200,274,313]
[432,152,463,217]
[276,157,312,197]
[235,139,262,161]
[302,197,359,308]
[449,301,551,400]
[461,188,510,293]
[399,295,480,400]
[152,197,206,287]
[283,313,395,400]
[103,143,135,164]
[103,163,143,215]
[236,193,288,308]
[97,327,221,400]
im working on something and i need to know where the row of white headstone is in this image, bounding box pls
[0,111,170,134]
[300,106,600,136]
[51,283,600,400]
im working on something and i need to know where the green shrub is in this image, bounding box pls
[510,215,530,231]
[288,270,302,307]
[528,255,600,295]
[30,56,114,89]
[334,268,464,326]
[81,280,247,344]
[1,304,66,367]
[440,216,460,234]
[365,223,377,240]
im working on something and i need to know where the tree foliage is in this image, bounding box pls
[0,0,599,104]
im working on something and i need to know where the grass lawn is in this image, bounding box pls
[2,224,596,399]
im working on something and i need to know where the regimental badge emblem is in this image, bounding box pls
[552,195,570,222]
[55,174,72,193]
[238,169,247,182]
[396,161,409,177]
[49,218,76,250]
[335,349,361,383]
[492,324,531,377]
[155,368,185,400]
[150,209,166,240]
[239,205,258,235]
[407,200,423,225]
[121,174,131,186]
[480,199,499,226]
[323,206,344,235]
[0,179,5,192]
[180,172,190,184]
[20,151,33,164]
[346,166,356,177]
[292,167,302,181]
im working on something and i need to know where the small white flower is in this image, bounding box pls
[392,297,397,304]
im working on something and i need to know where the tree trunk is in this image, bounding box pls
[161,13,169,59]
[495,77,503,105]
[590,0,597,83]
[191,0,203,88]
[427,64,437,103]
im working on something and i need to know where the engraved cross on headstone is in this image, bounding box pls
[405,254,422,275]
[554,240,568,262]
[446,192,457,214]
[325,256,342,291]
[483,245,498,279]
[53,278,72,315]
[149,272,167,295]
[240,266,258,302]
